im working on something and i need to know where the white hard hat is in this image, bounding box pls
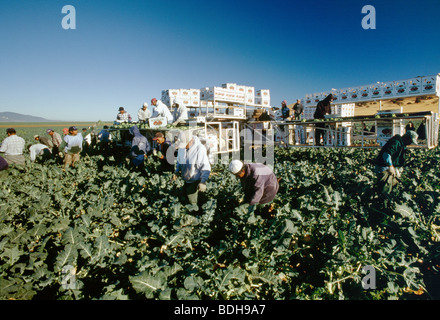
[229,160,243,174]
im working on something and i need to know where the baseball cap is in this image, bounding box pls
[119,107,125,111]
[69,126,78,131]
[404,130,418,145]
[151,98,157,104]
[46,129,53,134]
[177,130,194,148]
[229,160,244,174]
[34,135,39,139]
[152,132,164,140]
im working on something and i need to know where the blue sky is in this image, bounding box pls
[1,0,440,121]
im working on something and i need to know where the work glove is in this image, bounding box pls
[198,183,207,192]
[152,149,158,156]
[172,174,178,181]
[156,151,163,159]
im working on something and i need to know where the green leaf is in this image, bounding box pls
[129,272,166,299]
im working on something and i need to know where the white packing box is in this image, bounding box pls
[245,86,255,96]
[349,87,360,101]
[236,85,246,94]
[359,86,370,100]
[369,84,382,99]
[304,94,313,106]
[189,97,200,107]
[312,93,321,104]
[339,88,349,103]
[407,78,422,95]
[394,80,408,96]
[422,76,437,94]
[256,89,270,98]
[382,81,395,98]
[255,97,271,107]
[222,83,237,91]
[190,88,200,98]
[245,95,255,105]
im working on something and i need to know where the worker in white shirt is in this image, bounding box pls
[0,128,26,165]
[28,143,51,163]
[138,102,152,123]
[172,98,189,126]
[151,98,173,124]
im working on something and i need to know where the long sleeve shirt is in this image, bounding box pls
[175,136,211,183]
[51,132,62,148]
[0,135,25,155]
[63,133,83,154]
[29,144,50,161]
[138,108,152,122]
[240,163,279,205]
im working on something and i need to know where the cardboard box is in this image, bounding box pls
[381,82,395,98]
[222,83,237,91]
[369,84,382,99]
[339,88,349,103]
[189,97,200,107]
[394,80,408,96]
[312,93,321,104]
[255,97,271,107]
[245,86,255,96]
[359,86,370,100]
[304,94,313,106]
[256,89,270,98]
[149,117,168,128]
[422,76,437,94]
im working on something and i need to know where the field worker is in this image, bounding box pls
[293,99,304,120]
[34,135,53,149]
[0,128,26,166]
[116,107,132,123]
[98,125,112,156]
[47,129,63,161]
[151,98,173,124]
[138,102,152,123]
[28,143,51,163]
[128,125,151,171]
[152,132,175,172]
[281,100,291,120]
[62,126,83,169]
[373,130,418,194]
[172,98,188,126]
[229,160,279,219]
[314,94,334,146]
[173,130,211,212]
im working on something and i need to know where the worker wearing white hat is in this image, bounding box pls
[173,130,211,212]
[229,160,279,221]
[138,102,152,123]
[172,98,188,126]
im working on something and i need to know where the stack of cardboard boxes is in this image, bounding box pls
[161,83,270,108]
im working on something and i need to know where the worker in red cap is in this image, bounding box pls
[151,98,173,124]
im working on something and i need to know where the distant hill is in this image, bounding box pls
[0,112,55,122]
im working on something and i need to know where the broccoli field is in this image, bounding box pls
[1,125,440,300]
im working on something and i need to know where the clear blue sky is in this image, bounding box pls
[1,0,440,121]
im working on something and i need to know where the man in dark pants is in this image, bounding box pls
[373,130,418,194]
[229,160,279,222]
[173,131,211,212]
[314,94,334,145]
